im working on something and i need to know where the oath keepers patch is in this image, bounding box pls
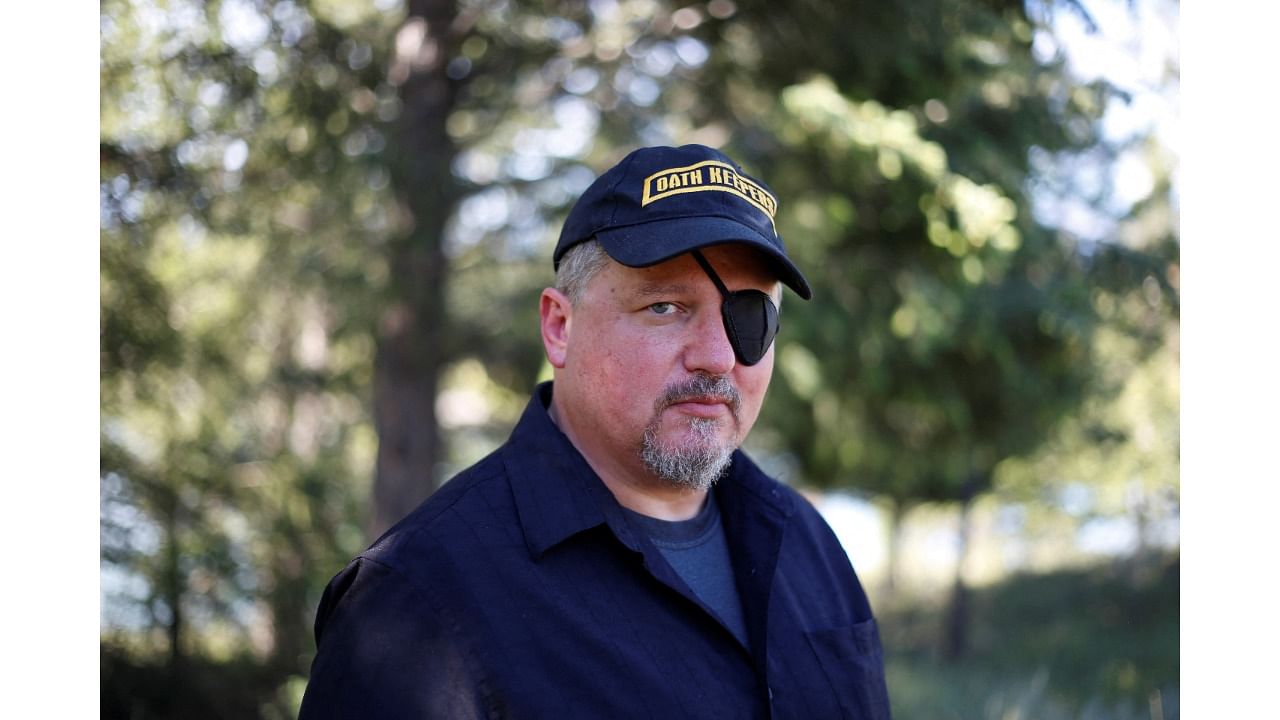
[640,160,778,226]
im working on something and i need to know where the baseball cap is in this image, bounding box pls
[554,144,812,300]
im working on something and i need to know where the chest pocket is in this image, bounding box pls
[803,618,893,720]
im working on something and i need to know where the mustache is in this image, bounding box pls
[656,374,741,418]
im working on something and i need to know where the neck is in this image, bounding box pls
[548,395,708,521]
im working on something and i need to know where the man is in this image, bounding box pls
[300,145,891,719]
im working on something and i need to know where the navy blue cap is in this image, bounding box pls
[554,144,812,300]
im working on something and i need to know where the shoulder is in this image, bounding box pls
[726,451,852,566]
[309,443,522,651]
[359,445,520,590]
[302,554,493,718]
[727,450,827,527]
[731,452,874,617]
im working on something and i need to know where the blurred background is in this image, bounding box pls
[100,0,1179,717]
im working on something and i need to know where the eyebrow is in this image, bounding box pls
[636,282,695,297]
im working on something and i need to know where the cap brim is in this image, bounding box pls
[595,216,813,300]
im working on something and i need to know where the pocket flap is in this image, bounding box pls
[803,619,892,719]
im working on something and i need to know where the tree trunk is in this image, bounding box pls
[942,474,981,661]
[1128,479,1152,583]
[161,488,184,692]
[269,543,309,674]
[884,498,906,598]
[371,0,462,539]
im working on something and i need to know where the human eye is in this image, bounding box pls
[647,302,678,316]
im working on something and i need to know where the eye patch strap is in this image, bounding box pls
[691,250,731,297]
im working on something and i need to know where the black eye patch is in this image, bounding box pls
[691,250,780,366]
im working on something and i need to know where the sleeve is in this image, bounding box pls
[298,557,491,719]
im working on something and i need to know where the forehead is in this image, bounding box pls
[604,244,781,294]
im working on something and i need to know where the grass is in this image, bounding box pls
[878,553,1179,719]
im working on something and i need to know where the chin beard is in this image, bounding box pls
[639,416,735,492]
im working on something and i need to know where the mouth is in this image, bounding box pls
[655,374,742,423]
[667,395,732,419]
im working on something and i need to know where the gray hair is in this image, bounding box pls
[555,239,611,304]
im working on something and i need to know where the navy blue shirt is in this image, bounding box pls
[619,493,750,650]
[300,383,891,719]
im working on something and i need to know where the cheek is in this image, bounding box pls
[736,357,774,418]
[567,324,667,408]
[578,321,672,373]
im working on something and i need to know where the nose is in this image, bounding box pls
[683,306,736,376]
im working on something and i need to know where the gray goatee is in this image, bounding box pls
[639,374,741,491]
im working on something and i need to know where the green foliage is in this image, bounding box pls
[720,0,1119,506]
[762,73,1098,503]
[101,0,395,684]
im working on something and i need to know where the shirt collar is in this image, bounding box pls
[504,382,619,559]
[504,381,795,560]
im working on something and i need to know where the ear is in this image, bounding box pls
[540,287,573,369]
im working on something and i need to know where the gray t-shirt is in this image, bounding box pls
[621,493,750,649]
